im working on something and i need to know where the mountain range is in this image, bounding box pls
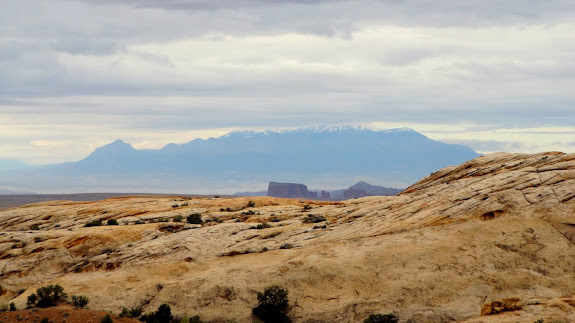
[0,126,480,193]
[235,181,403,200]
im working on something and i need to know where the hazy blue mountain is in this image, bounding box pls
[1,126,480,193]
[234,190,268,197]
[0,159,32,171]
[0,188,36,195]
[329,181,403,200]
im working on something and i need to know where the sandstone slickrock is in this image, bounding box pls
[0,152,574,322]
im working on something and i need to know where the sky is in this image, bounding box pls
[1,0,574,165]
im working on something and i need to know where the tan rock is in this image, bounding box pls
[0,152,574,322]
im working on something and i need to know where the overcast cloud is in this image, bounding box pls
[1,0,574,164]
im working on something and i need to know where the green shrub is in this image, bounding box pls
[253,222,271,230]
[173,215,183,222]
[279,243,293,249]
[302,205,312,211]
[247,201,256,208]
[30,224,40,230]
[302,214,326,224]
[181,202,189,207]
[190,316,203,323]
[101,314,113,323]
[119,306,142,318]
[187,213,203,224]
[71,295,89,308]
[107,219,118,226]
[27,293,37,307]
[363,313,399,323]
[140,304,172,323]
[252,285,291,323]
[34,284,67,308]
[172,204,179,208]
[84,219,103,227]
[9,302,16,311]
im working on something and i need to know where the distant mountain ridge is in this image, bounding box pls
[0,125,480,193]
[239,180,403,200]
[329,181,403,200]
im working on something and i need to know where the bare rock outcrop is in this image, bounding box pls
[1,152,575,322]
[267,181,318,198]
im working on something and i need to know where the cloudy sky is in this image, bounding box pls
[1,0,574,165]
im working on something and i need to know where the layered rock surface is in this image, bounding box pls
[1,152,574,322]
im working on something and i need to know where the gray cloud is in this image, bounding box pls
[1,0,574,164]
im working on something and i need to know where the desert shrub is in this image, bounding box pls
[0,304,8,312]
[101,314,113,323]
[9,302,16,311]
[158,218,169,223]
[119,306,142,318]
[101,247,115,254]
[172,204,179,208]
[140,303,172,323]
[302,205,312,211]
[187,213,203,224]
[181,202,189,207]
[279,243,293,249]
[40,318,53,323]
[134,220,145,225]
[253,222,271,230]
[34,237,44,243]
[175,314,203,323]
[220,249,253,257]
[30,224,40,230]
[247,201,256,208]
[173,215,183,222]
[34,284,67,308]
[363,313,399,323]
[302,214,326,224]
[27,293,38,306]
[252,285,291,323]
[84,219,103,227]
[71,295,89,308]
[269,217,281,222]
[189,316,203,323]
[107,219,119,225]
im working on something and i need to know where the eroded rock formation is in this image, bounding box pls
[267,182,318,198]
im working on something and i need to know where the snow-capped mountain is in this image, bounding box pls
[1,126,480,193]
